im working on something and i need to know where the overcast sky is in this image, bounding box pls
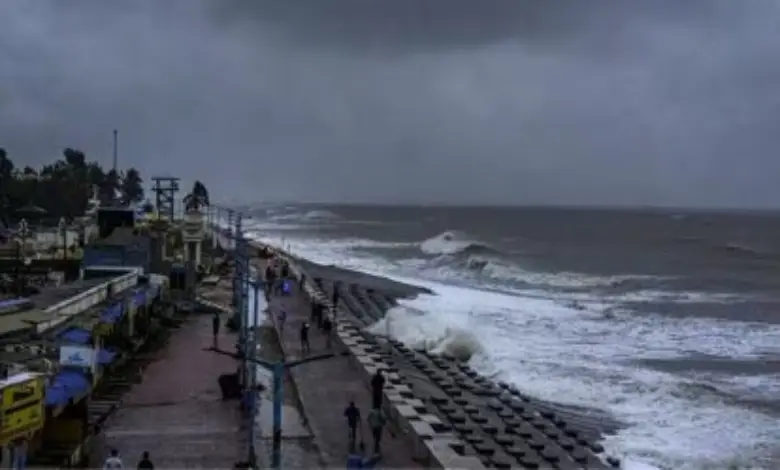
[1,1,780,207]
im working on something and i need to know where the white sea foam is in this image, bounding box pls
[222,218,780,469]
[367,302,482,361]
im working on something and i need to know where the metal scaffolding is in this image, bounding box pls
[151,176,180,220]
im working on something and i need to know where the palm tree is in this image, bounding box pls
[183,180,210,212]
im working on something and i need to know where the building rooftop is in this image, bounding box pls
[0,277,115,339]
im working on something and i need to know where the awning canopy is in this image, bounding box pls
[59,327,92,345]
[99,302,125,325]
[97,348,117,365]
[45,370,90,406]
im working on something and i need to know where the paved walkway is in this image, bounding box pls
[90,313,246,468]
[268,283,421,468]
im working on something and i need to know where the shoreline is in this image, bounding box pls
[219,227,624,469]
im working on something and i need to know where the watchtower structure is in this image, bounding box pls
[151,177,180,221]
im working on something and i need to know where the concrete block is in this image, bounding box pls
[426,437,487,470]
[410,420,435,439]
[385,392,406,405]
[421,414,444,427]
[396,404,420,420]
[406,398,427,411]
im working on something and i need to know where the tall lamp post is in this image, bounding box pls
[208,346,347,469]
[14,219,30,296]
[58,217,68,260]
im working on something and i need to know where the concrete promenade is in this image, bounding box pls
[266,280,421,468]
[90,310,245,468]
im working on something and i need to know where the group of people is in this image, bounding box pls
[264,258,292,300]
[103,449,154,470]
[344,370,388,468]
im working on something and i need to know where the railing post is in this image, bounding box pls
[271,361,284,469]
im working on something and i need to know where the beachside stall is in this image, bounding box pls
[0,372,46,466]
[39,339,97,467]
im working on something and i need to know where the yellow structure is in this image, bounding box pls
[0,372,45,445]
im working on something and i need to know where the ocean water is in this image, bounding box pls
[229,203,780,470]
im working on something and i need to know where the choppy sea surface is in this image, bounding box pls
[230,203,780,470]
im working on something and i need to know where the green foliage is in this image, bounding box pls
[0,147,145,224]
[183,179,210,211]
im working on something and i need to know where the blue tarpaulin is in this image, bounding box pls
[99,302,125,324]
[0,298,31,309]
[59,327,92,344]
[133,289,147,308]
[98,348,117,365]
[45,370,91,406]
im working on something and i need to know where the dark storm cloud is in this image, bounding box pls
[1,1,780,207]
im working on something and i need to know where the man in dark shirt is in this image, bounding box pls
[323,315,333,349]
[343,401,361,452]
[137,451,154,470]
[300,322,310,355]
[370,370,385,410]
[211,313,220,348]
[332,283,340,309]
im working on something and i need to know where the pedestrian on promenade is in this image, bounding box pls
[347,443,380,469]
[317,303,327,329]
[103,449,123,470]
[367,408,387,455]
[344,401,361,452]
[212,312,221,348]
[300,321,310,354]
[323,314,334,349]
[136,451,154,470]
[332,283,340,309]
[370,370,385,410]
[299,272,306,289]
[264,264,275,300]
[11,438,27,470]
[277,310,287,335]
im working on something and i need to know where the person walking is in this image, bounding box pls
[367,408,387,455]
[11,438,27,470]
[277,310,287,335]
[323,314,334,349]
[332,283,340,309]
[300,322,310,355]
[136,451,154,470]
[343,401,361,452]
[103,449,123,470]
[211,312,221,348]
[370,370,385,410]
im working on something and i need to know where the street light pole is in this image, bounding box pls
[207,347,348,469]
[14,219,29,296]
[58,217,67,260]
[247,279,261,468]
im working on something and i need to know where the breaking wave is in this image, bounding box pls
[420,230,502,257]
[366,302,482,362]
[419,230,663,290]
[271,209,341,223]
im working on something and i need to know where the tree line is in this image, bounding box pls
[0,147,144,226]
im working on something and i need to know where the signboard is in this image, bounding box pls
[1,377,43,410]
[0,375,44,445]
[0,402,43,445]
[59,345,96,369]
